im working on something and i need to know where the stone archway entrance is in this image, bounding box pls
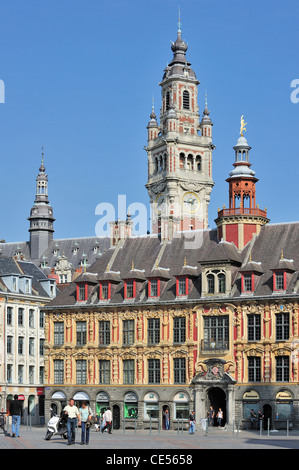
[192,359,236,428]
[208,387,226,426]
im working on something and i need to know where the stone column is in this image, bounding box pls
[194,384,205,426]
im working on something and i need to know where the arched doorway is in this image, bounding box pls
[208,387,226,427]
[263,404,272,431]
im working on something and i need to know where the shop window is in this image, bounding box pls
[144,393,159,420]
[124,392,138,418]
[174,393,189,420]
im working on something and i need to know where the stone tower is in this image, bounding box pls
[145,20,215,240]
[28,151,55,259]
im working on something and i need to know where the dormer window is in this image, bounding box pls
[99,281,111,301]
[125,280,135,299]
[77,283,87,302]
[206,270,227,295]
[176,277,188,297]
[242,273,254,293]
[274,272,285,291]
[149,279,159,298]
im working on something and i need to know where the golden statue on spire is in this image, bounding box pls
[240,115,247,136]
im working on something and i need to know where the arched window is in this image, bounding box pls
[179,153,185,169]
[207,274,215,294]
[218,273,226,293]
[187,154,193,170]
[196,155,201,171]
[183,90,190,110]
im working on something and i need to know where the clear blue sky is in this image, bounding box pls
[0,0,298,241]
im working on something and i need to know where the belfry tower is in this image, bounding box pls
[215,117,269,249]
[28,151,55,259]
[145,18,215,240]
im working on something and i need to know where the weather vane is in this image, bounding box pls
[240,115,247,136]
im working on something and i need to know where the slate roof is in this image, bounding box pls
[0,257,55,298]
[0,236,110,272]
[46,222,299,309]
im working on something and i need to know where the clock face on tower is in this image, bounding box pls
[182,192,200,214]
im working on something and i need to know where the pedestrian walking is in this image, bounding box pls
[101,407,112,434]
[79,401,92,445]
[63,398,81,445]
[217,408,223,427]
[9,395,23,438]
[189,411,195,434]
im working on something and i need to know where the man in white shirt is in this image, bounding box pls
[63,398,81,445]
[101,407,113,434]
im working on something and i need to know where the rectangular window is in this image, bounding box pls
[173,317,186,344]
[149,279,159,298]
[7,336,13,354]
[29,337,35,356]
[99,321,110,346]
[54,322,64,346]
[54,359,64,384]
[76,360,87,384]
[276,313,289,341]
[125,281,135,299]
[29,366,34,384]
[78,284,86,301]
[123,359,134,384]
[40,366,45,384]
[148,318,160,345]
[174,358,186,384]
[276,356,289,382]
[18,365,24,384]
[177,277,187,296]
[203,316,229,351]
[18,308,24,326]
[18,337,24,355]
[7,364,12,384]
[148,359,160,384]
[40,339,45,356]
[248,315,261,342]
[248,356,261,382]
[76,321,87,346]
[99,360,110,384]
[7,306,13,325]
[100,282,110,300]
[29,309,35,328]
[275,272,285,291]
[243,273,253,292]
[40,311,45,328]
[123,320,134,345]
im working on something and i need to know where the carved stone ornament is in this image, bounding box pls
[193,359,236,384]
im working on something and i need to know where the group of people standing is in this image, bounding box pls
[208,406,224,427]
[250,409,264,429]
[62,398,112,445]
